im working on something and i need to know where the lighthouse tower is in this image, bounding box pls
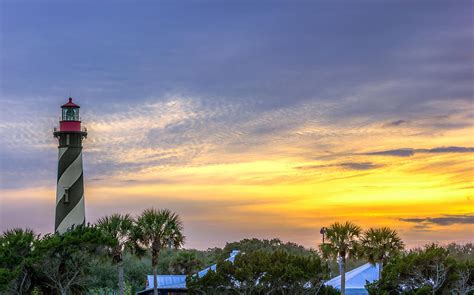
[53,98,87,233]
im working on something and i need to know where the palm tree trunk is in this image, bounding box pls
[153,265,158,295]
[118,261,125,295]
[378,262,383,280]
[340,257,345,295]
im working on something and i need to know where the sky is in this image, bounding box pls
[0,0,473,249]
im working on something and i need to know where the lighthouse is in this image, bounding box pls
[53,98,87,233]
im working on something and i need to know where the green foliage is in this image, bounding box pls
[319,221,362,260]
[319,221,362,295]
[132,208,185,266]
[132,208,185,295]
[360,227,404,280]
[142,248,216,275]
[31,224,114,295]
[361,227,404,265]
[221,238,314,259]
[97,213,135,295]
[96,213,135,264]
[367,243,474,294]
[0,225,114,295]
[2,214,473,295]
[122,253,153,293]
[187,250,333,294]
[86,259,118,291]
[0,228,37,294]
[168,250,206,275]
[446,242,474,261]
[85,252,152,294]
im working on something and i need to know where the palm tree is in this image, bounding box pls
[96,214,134,295]
[319,221,361,295]
[133,208,185,295]
[360,227,404,278]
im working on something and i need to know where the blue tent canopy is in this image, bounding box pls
[325,263,380,295]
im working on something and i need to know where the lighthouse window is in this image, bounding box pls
[62,108,79,121]
[64,188,69,203]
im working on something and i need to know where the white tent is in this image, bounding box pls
[137,250,240,294]
[325,263,380,295]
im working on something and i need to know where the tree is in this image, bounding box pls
[97,213,135,295]
[187,250,336,295]
[169,250,205,275]
[360,227,404,278]
[32,224,113,295]
[132,208,185,295]
[86,251,153,295]
[86,258,118,294]
[367,243,471,294]
[221,238,313,260]
[448,260,474,295]
[0,228,37,294]
[319,221,361,295]
[446,242,474,261]
[261,250,332,294]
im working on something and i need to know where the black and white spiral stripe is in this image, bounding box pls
[55,146,85,233]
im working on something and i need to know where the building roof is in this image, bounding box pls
[145,275,187,290]
[61,97,80,108]
[325,262,379,295]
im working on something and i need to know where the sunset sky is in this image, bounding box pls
[0,1,472,249]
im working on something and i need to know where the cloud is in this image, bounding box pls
[384,120,408,127]
[410,223,433,232]
[297,162,382,171]
[365,146,474,157]
[365,148,415,157]
[426,147,474,154]
[339,162,383,171]
[400,214,474,226]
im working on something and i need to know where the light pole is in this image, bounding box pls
[320,227,327,244]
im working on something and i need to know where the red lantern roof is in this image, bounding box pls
[61,97,80,108]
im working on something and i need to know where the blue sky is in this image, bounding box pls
[1,0,473,248]
[2,1,471,105]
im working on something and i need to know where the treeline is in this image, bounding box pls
[367,243,473,294]
[0,208,185,295]
[1,210,473,295]
[187,222,473,294]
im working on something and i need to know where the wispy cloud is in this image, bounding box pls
[297,162,383,171]
[365,146,474,157]
[384,120,409,127]
[427,147,474,154]
[339,162,383,170]
[400,214,474,226]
